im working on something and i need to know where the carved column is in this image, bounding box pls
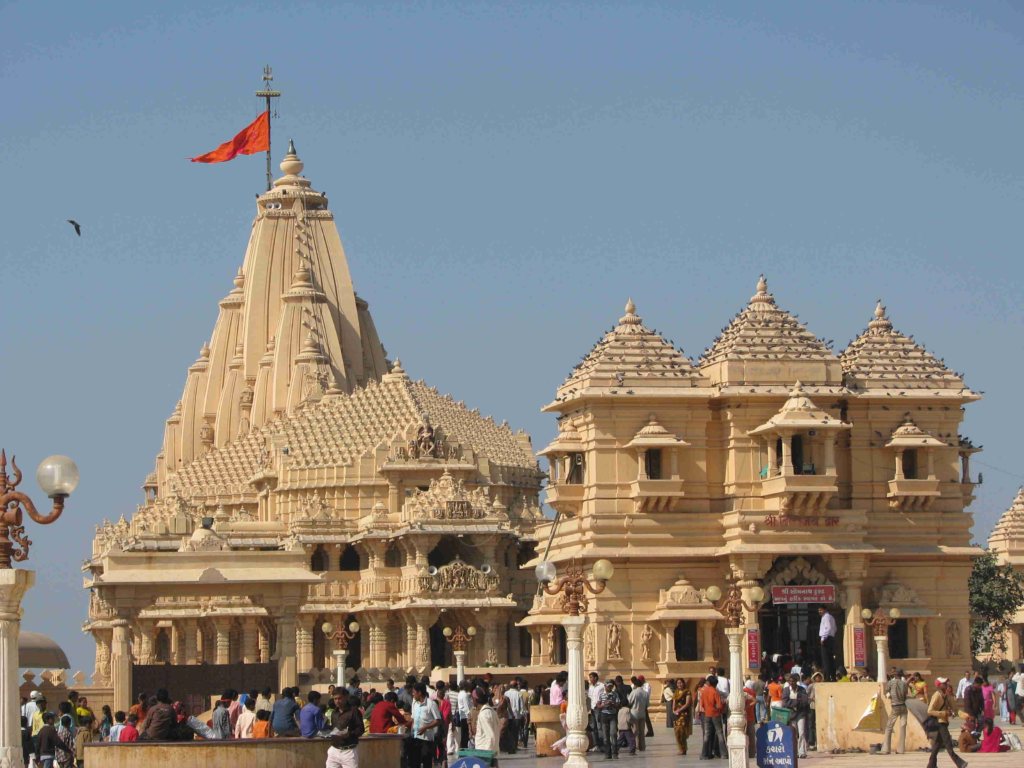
[296,615,315,674]
[0,569,34,768]
[824,435,836,476]
[169,622,181,666]
[137,621,155,665]
[660,620,678,664]
[229,622,241,664]
[111,614,132,713]
[843,579,865,671]
[183,619,198,665]
[212,618,231,665]
[563,615,588,766]
[405,614,418,669]
[895,450,905,480]
[242,618,260,664]
[258,619,270,663]
[410,609,435,670]
[277,613,298,689]
[780,431,794,476]
[699,620,716,662]
[767,439,778,477]
[482,614,501,666]
[911,618,927,659]
[93,628,112,685]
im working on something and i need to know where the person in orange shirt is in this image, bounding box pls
[700,675,726,760]
[252,709,272,738]
[768,678,784,709]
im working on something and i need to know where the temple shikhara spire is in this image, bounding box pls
[84,145,543,712]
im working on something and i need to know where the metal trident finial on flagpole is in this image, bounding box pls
[256,64,281,192]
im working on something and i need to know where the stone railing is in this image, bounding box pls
[20,669,114,715]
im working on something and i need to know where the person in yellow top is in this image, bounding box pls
[909,672,929,703]
[31,696,48,737]
[926,678,967,768]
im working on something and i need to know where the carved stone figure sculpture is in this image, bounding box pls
[547,625,557,665]
[584,623,596,665]
[641,623,654,662]
[607,621,623,660]
[945,619,962,657]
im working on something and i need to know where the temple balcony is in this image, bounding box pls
[887,478,941,510]
[629,479,686,513]
[760,474,837,513]
[543,482,584,515]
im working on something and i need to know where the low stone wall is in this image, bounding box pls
[815,682,929,752]
[84,734,404,768]
[19,669,114,716]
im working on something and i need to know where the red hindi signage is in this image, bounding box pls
[854,626,867,668]
[747,628,760,668]
[770,585,836,604]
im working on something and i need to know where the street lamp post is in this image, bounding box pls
[861,607,901,683]
[0,450,78,768]
[322,620,360,688]
[536,557,614,768]
[707,581,766,768]
[443,625,477,683]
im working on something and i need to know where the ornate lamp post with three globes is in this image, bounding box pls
[862,606,901,683]
[535,556,614,767]
[322,619,360,687]
[706,581,766,768]
[1,450,79,768]
[442,625,477,683]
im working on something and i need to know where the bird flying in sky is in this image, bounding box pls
[66,220,82,236]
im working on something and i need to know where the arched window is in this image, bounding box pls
[311,546,329,572]
[339,544,360,571]
[674,621,698,661]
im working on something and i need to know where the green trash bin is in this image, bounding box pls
[770,706,792,725]
[458,748,498,765]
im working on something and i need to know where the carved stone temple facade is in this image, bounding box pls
[989,489,1024,661]
[82,145,544,711]
[523,283,983,683]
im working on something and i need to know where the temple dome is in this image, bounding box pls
[698,276,841,387]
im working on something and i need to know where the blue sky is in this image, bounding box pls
[3,0,1023,675]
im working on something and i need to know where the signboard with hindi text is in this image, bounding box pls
[748,628,761,668]
[770,585,835,604]
[854,626,867,668]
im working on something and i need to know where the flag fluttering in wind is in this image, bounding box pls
[189,111,270,163]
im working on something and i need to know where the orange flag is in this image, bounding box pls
[189,111,269,163]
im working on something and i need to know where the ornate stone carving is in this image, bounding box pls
[404,472,494,521]
[486,647,498,665]
[945,619,962,657]
[296,491,335,521]
[762,557,832,588]
[641,624,654,662]
[875,576,922,606]
[924,622,932,657]
[607,621,623,661]
[420,558,498,592]
[546,625,557,665]
[584,623,596,665]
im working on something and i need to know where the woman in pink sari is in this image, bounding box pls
[979,719,1009,753]
[982,679,996,720]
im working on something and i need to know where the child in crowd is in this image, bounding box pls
[120,714,139,742]
[252,709,272,739]
[108,711,126,743]
[74,716,95,767]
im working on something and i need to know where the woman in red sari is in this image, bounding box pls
[979,719,1009,753]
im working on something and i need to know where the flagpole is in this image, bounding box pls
[256,65,281,192]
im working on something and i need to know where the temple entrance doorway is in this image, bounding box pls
[757,557,844,678]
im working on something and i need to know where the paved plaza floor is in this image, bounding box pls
[484,720,1024,768]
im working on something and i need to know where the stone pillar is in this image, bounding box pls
[183,619,198,665]
[843,580,864,672]
[111,615,132,713]
[296,615,315,674]
[213,618,231,665]
[780,432,794,476]
[169,623,181,666]
[699,620,716,662]
[371,614,389,669]
[242,619,260,664]
[670,447,680,480]
[661,621,678,663]
[229,623,241,664]
[563,615,588,766]
[926,450,936,480]
[549,455,560,484]
[93,628,112,685]
[0,569,33,768]
[767,439,778,477]
[258,620,270,663]
[405,615,418,669]
[725,627,748,768]
[895,450,905,480]
[824,435,836,476]
[637,448,648,480]
[137,621,155,666]
[277,614,297,689]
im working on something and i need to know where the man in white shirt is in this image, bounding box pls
[955,671,972,701]
[818,606,838,681]
[411,683,442,767]
[503,681,524,753]
[456,680,473,750]
[587,673,605,752]
[22,691,41,722]
[716,667,732,721]
[639,676,654,738]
